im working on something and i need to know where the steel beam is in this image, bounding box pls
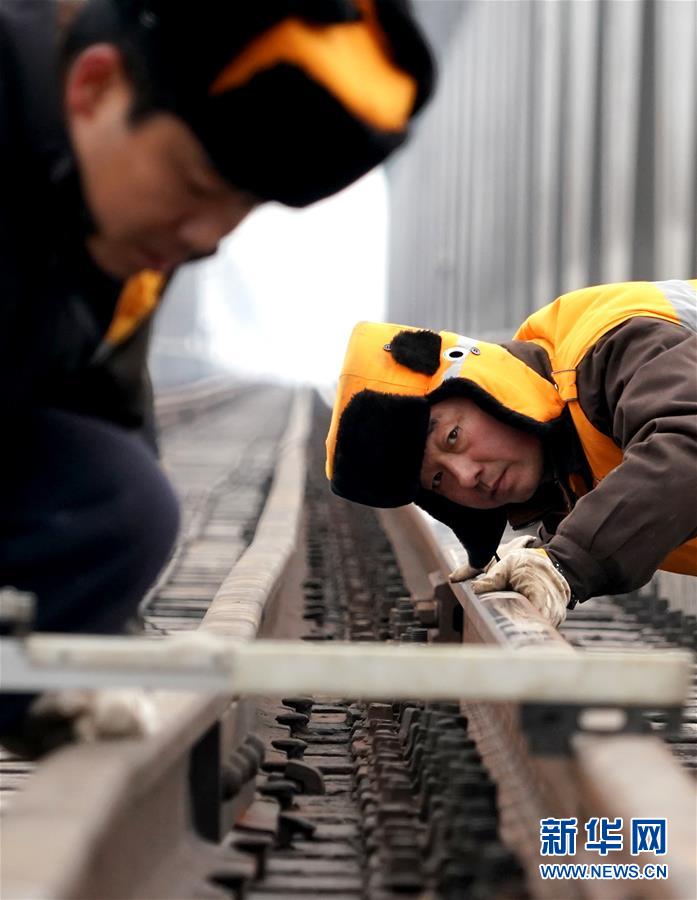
[0,633,691,706]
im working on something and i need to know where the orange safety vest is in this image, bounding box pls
[514,279,697,576]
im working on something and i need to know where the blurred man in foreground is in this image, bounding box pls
[327,280,697,626]
[0,0,434,751]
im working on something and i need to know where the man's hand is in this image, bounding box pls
[470,548,570,627]
[448,534,538,583]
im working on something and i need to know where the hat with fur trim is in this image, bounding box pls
[70,0,434,207]
[326,321,566,567]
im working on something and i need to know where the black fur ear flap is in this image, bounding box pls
[413,488,507,568]
[332,389,431,508]
[389,329,441,375]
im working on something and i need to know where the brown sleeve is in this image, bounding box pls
[544,318,697,600]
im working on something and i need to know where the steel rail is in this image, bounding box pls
[3,388,695,898]
[0,388,312,900]
[380,504,697,900]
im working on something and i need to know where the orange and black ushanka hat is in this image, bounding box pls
[102,0,434,206]
[326,322,566,567]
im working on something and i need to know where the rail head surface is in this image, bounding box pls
[381,503,697,900]
[0,388,312,900]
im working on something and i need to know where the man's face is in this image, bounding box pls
[66,46,258,278]
[420,396,544,509]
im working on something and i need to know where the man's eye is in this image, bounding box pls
[431,471,443,491]
[447,426,459,446]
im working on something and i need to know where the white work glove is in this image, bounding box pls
[449,534,538,583]
[470,548,570,627]
[35,689,159,741]
[1,689,158,758]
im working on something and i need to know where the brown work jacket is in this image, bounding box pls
[503,315,697,601]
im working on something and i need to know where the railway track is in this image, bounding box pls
[1,385,695,899]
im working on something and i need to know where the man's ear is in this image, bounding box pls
[64,44,127,118]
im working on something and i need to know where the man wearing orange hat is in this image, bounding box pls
[327,280,697,627]
[0,0,434,749]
